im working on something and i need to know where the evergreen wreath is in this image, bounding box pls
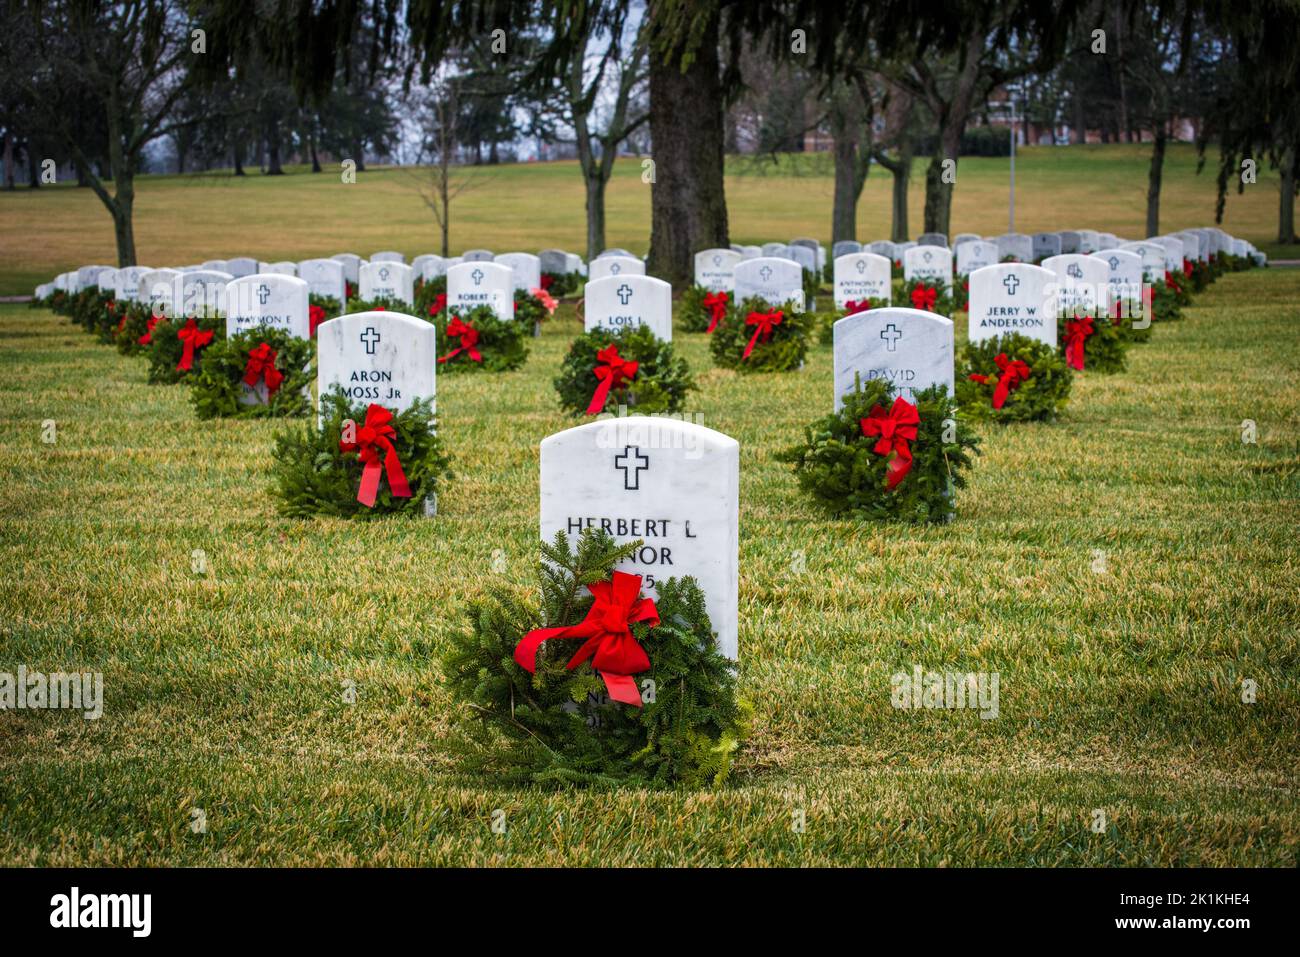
[433,303,529,373]
[346,295,412,314]
[1109,294,1152,344]
[308,294,342,337]
[514,288,559,333]
[1056,307,1127,374]
[677,285,731,333]
[900,278,957,316]
[115,301,168,356]
[1163,269,1192,307]
[956,333,1073,422]
[710,295,813,373]
[440,528,750,787]
[414,275,448,315]
[778,378,980,523]
[818,298,882,345]
[541,269,581,297]
[269,391,451,519]
[145,314,225,384]
[189,327,315,419]
[553,322,695,415]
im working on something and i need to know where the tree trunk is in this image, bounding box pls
[265,114,284,174]
[354,140,366,172]
[890,155,910,242]
[26,145,40,188]
[829,86,869,244]
[645,0,728,288]
[234,136,245,176]
[1145,125,1167,237]
[2,131,14,190]
[309,121,321,173]
[585,173,607,262]
[1280,147,1297,244]
[1072,85,1085,144]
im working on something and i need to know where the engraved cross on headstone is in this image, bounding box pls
[257,283,271,305]
[471,268,484,285]
[880,323,902,352]
[1003,273,1020,295]
[616,283,633,305]
[614,445,649,490]
[360,327,381,354]
[759,265,773,282]
[855,259,866,274]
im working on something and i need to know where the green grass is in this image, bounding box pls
[0,264,1297,865]
[1,143,1296,296]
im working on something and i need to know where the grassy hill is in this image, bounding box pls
[1,143,1294,296]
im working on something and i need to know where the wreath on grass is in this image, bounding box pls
[433,304,529,373]
[441,528,750,787]
[1163,270,1192,307]
[514,288,560,333]
[817,298,881,345]
[1109,293,1152,344]
[777,378,980,523]
[308,294,341,336]
[554,322,695,416]
[541,270,582,297]
[71,288,109,331]
[415,275,448,315]
[1056,307,1127,375]
[346,295,412,314]
[144,315,224,384]
[710,295,813,373]
[115,301,170,356]
[269,391,451,519]
[900,278,957,316]
[189,327,315,419]
[956,333,1072,422]
[677,285,731,333]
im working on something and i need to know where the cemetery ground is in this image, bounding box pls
[1,262,1297,866]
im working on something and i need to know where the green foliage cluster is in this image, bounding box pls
[434,304,529,374]
[269,391,451,519]
[345,295,413,314]
[957,333,1073,422]
[542,270,582,297]
[513,290,550,332]
[1056,308,1127,374]
[114,301,165,356]
[553,323,695,415]
[144,314,226,384]
[899,278,959,316]
[710,295,813,373]
[188,327,315,419]
[414,275,447,315]
[441,529,749,787]
[676,284,720,333]
[778,378,980,523]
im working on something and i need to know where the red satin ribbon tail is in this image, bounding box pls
[742,326,764,359]
[384,448,412,499]
[992,379,1011,409]
[586,373,614,415]
[356,459,383,507]
[512,626,569,673]
[601,672,643,707]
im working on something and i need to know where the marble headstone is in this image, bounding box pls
[410,255,447,284]
[956,241,999,275]
[260,261,298,276]
[966,263,1056,347]
[298,258,347,303]
[832,307,954,410]
[226,257,259,278]
[174,270,233,318]
[917,232,948,248]
[331,254,365,285]
[539,249,569,276]
[317,311,436,416]
[140,268,181,317]
[869,240,899,263]
[113,266,150,303]
[584,275,673,341]
[462,249,495,263]
[1120,242,1165,282]
[1033,233,1062,260]
[1058,231,1081,255]
[539,417,739,659]
[359,261,415,305]
[447,261,514,319]
[371,251,406,264]
[832,240,863,258]
[996,233,1034,263]
[1042,254,1110,318]
[833,252,892,309]
[495,252,543,292]
[733,257,804,310]
[225,274,309,338]
[589,255,646,282]
[903,244,954,288]
[694,248,742,292]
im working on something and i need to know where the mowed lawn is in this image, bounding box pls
[0,258,1297,866]
[1,143,1297,296]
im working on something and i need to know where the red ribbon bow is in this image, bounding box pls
[138,316,160,346]
[968,352,1031,409]
[586,344,638,414]
[438,316,482,364]
[428,293,448,318]
[339,404,412,507]
[1064,317,1094,371]
[1183,258,1194,277]
[860,396,920,489]
[702,291,729,333]
[512,570,658,707]
[910,285,938,310]
[242,342,284,394]
[844,299,873,315]
[540,273,555,291]
[176,319,214,371]
[309,304,326,338]
[743,309,783,359]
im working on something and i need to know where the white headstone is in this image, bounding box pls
[540,417,739,659]
[956,241,999,275]
[371,251,406,264]
[1042,254,1109,318]
[113,266,151,303]
[995,233,1034,263]
[226,257,259,279]
[832,240,863,258]
[903,244,954,288]
[298,258,347,302]
[539,250,569,276]
[259,261,298,276]
[359,261,415,305]
[495,252,543,292]
[565,253,586,275]
[588,255,645,282]
[411,254,448,283]
[833,252,892,309]
[1095,249,1145,312]
[953,233,982,248]
[462,249,495,262]
[317,311,437,415]
[1119,242,1164,282]
[584,275,673,341]
[174,270,233,318]
[1152,236,1185,273]
[332,254,365,284]
[1058,232,1081,254]
[694,248,742,292]
[447,261,514,319]
[733,257,804,310]
[200,259,229,274]
[1033,233,1062,260]
[139,268,181,316]
[917,232,948,248]
[869,240,899,262]
[966,263,1056,347]
[787,245,817,274]
[832,308,954,410]
[225,274,309,338]
[1076,230,1101,254]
